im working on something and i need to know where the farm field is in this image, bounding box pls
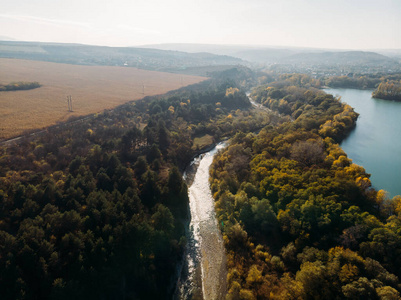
[0,58,206,140]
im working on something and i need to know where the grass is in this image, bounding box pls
[0,58,206,140]
[192,134,214,150]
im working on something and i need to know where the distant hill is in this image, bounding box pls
[375,49,401,61]
[140,43,257,56]
[280,51,398,66]
[2,41,399,74]
[232,48,300,63]
[143,43,400,71]
[0,41,243,72]
[141,43,311,62]
[0,35,16,41]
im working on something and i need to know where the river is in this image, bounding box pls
[325,88,401,197]
[175,143,227,300]
[175,95,275,299]
[174,88,401,299]
[174,88,401,298]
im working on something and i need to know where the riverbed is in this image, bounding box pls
[325,88,401,197]
[175,143,227,299]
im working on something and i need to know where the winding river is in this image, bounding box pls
[326,88,401,197]
[175,143,227,299]
[175,94,273,299]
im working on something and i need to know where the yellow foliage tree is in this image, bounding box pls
[226,87,240,97]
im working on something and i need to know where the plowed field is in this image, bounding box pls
[0,58,206,139]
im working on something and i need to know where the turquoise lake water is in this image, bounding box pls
[325,88,401,197]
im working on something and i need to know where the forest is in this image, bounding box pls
[372,80,401,101]
[325,76,380,89]
[210,75,401,299]
[324,73,401,101]
[2,67,401,299]
[0,68,268,299]
[324,73,401,94]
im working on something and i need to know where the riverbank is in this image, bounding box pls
[175,92,280,299]
[209,82,401,299]
[175,143,228,300]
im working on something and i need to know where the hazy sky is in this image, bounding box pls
[1,0,400,49]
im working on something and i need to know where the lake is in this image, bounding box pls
[325,88,401,197]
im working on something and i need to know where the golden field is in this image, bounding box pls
[0,58,206,140]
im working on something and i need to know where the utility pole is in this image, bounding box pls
[67,95,73,112]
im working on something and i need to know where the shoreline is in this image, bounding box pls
[175,142,228,300]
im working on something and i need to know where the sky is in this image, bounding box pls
[1,0,400,50]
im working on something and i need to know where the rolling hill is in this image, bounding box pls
[0,41,243,73]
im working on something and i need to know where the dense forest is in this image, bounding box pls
[0,69,270,299]
[210,76,401,299]
[325,76,380,89]
[3,67,401,299]
[372,81,401,101]
[325,73,401,92]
